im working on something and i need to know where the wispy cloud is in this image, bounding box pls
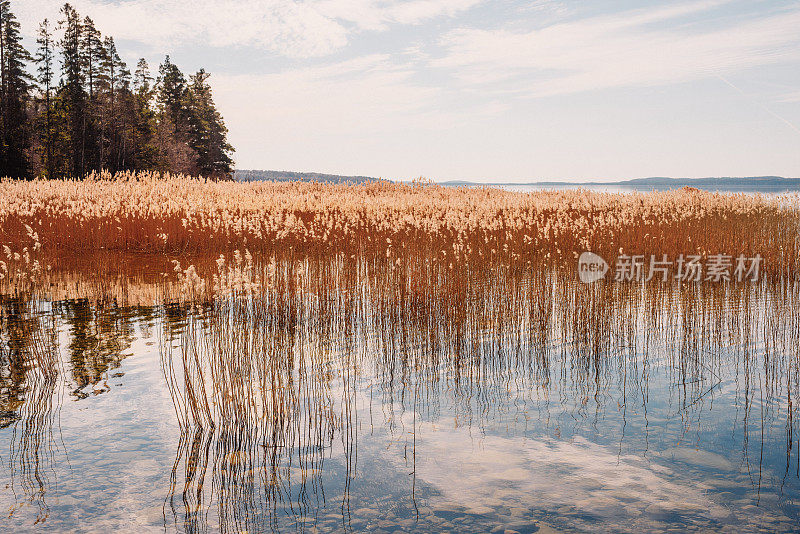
[213,54,465,135]
[316,0,483,30]
[779,90,800,103]
[18,0,484,58]
[433,0,800,96]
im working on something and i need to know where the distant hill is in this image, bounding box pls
[235,169,383,184]
[236,171,800,192]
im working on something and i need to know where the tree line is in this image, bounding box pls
[0,1,234,179]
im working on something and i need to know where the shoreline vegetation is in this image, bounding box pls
[0,1,234,181]
[237,170,800,192]
[3,175,799,530]
[1,172,799,304]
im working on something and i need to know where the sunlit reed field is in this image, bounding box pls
[2,173,800,532]
[2,172,800,284]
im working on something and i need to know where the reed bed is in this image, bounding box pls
[1,172,799,280]
[3,172,800,530]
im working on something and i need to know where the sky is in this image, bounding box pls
[16,0,800,182]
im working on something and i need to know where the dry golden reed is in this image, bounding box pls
[157,261,800,532]
[2,168,799,529]
[2,171,799,280]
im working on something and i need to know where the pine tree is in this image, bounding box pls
[99,36,131,171]
[57,2,86,178]
[34,18,58,177]
[185,69,234,179]
[155,56,196,174]
[134,59,151,95]
[81,17,103,99]
[156,56,187,130]
[131,58,158,169]
[0,0,32,178]
[81,16,104,172]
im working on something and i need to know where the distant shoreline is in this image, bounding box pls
[235,169,380,184]
[235,170,800,192]
[442,176,800,192]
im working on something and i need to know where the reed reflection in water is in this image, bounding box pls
[0,254,799,532]
[158,256,800,533]
[0,296,61,523]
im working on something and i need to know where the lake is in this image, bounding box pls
[2,264,799,533]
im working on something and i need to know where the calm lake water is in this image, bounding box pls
[1,275,799,533]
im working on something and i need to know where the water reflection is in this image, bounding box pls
[0,264,799,532]
[158,264,800,532]
[161,293,357,533]
[57,300,144,399]
[1,296,60,523]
